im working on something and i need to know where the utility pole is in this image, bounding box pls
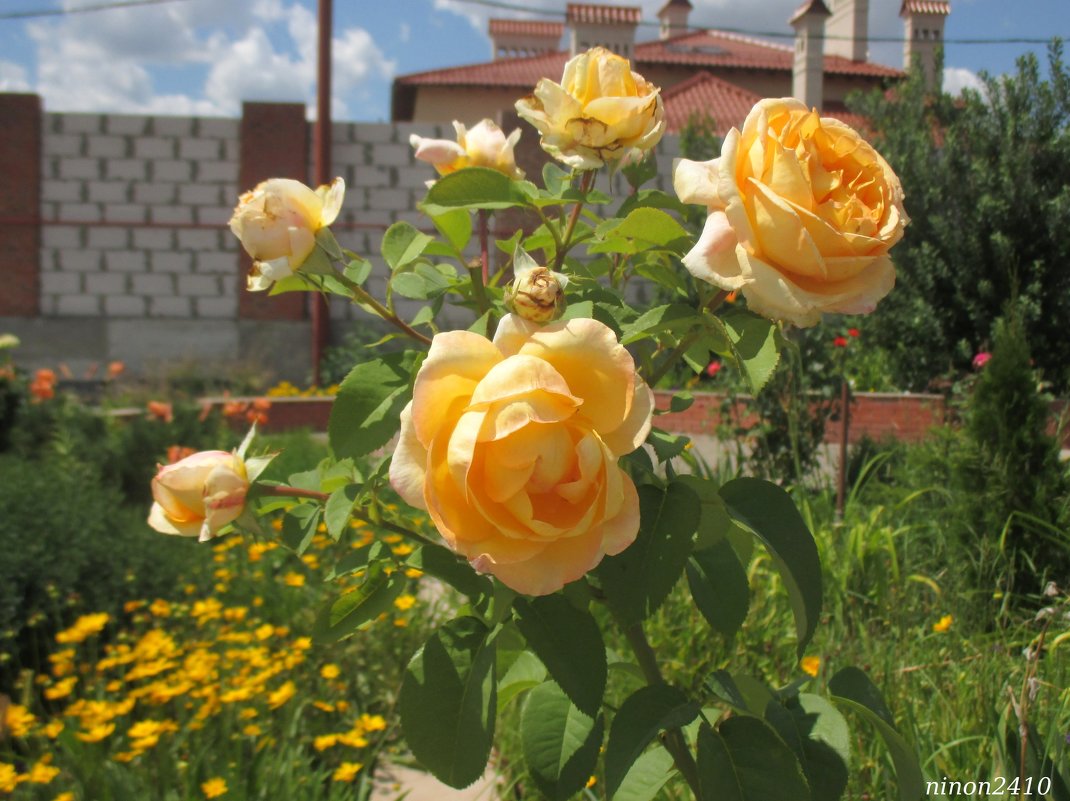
[311,0,333,386]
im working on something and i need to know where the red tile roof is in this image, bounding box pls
[566,3,641,25]
[661,71,762,135]
[488,19,564,38]
[900,0,951,14]
[635,30,902,78]
[396,50,570,89]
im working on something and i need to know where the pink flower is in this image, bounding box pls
[705,361,722,378]
[972,351,992,370]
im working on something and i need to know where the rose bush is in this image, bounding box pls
[674,97,907,327]
[409,119,524,180]
[389,314,653,595]
[515,45,664,169]
[148,450,249,542]
[229,177,345,291]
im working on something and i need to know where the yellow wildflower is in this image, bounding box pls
[393,595,416,612]
[586,775,598,788]
[313,701,336,712]
[254,624,274,641]
[360,714,387,732]
[76,722,116,742]
[800,656,821,677]
[393,619,408,628]
[123,600,144,613]
[149,599,171,617]
[5,704,35,737]
[239,708,258,720]
[54,793,76,801]
[320,664,341,680]
[41,720,64,739]
[332,762,363,782]
[0,764,17,793]
[242,724,262,737]
[55,613,109,644]
[932,614,953,633]
[313,734,338,751]
[404,568,424,579]
[336,731,369,748]
[201,777,228,798]
[44,676,78,700]
[267,681,296,710]
[282,572,306,588]
[292,637,312,651]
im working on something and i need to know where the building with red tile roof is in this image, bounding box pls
[392,1,948,133]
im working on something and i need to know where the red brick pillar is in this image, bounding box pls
[0,94,42,316]
[237,102,309,321]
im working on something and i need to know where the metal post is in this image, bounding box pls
[835,375,850,521]
[311,0,333,386]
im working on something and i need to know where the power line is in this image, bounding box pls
[0,0,197,21]
[446,0,1065,45]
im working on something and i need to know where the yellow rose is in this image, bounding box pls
[409,119,524,180]
[389,314,654,595]
[228,177,344,291]
[148,450,248,542]
[515,47,664,170]
[674,98,908,327]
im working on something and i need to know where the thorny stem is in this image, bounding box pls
[478,209,491,286]
[468,211,493,319]
[553,170,597,271]
[643,290,729,388]
[332,270,432,346]
[622,621,703,797]
[262,485,438,548]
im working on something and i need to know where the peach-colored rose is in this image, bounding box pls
[410,120,524,180]
[389,314,654,595]
[674,98,907,327]
[148,450,248,542]
[516,47,664,170]
[229,177,344,291]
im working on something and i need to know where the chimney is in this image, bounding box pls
[657,0,692,41]
[825,0,869,62]
[791,0,832,110]
[566,3,641,59]
[488,19,564,61]
[900,0,951,91]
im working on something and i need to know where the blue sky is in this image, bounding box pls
[0,0,1066,120]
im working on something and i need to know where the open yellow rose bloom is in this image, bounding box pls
[390,314,654,596]
[674,97,907,327]
[148,450,249,542]
[516,46,664,170]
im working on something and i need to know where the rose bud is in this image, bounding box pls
[504,248,567,324]
[148,450,249,542]
[410,119,524,180]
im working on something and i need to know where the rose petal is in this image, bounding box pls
[681,211,747,291]
[388,402,429,510]
[411,331,502,446]
[601,376,654,456]
[673,157,724,208]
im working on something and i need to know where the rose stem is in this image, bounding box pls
[644,290,729,387]
[261,485,437,548]
[331,271,433,346]
[622,621,703,796]
[478,209,490,285]
[552,169,597,271]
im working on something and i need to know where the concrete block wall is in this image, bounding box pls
[39,112,241,320]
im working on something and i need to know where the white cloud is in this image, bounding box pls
[944,66,986,96]
[400,22,411,43]
[21,0,393,118]
[0,60,30,92]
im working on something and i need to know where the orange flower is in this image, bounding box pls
[146,401,174,423]
[166,445,197,465]
[107,360,125,379]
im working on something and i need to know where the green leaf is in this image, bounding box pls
[767,694,850,801]
[612,745,675,801]
[615,208,690,247]
[697,718,810,801]
[404,543,492,600]
[615,189,690,220]
[344,258,372,286]
[268,273,316,294]
[497,650,547,709]
[324,485,359,541]
[280,503,320,555]
[312,566,405,643]
[542,162,572,196]
[669,390,694,413]
[720,478,822,657]
[705,671,776,717]
[686,538,749,639]
[421,166,534,215]
[514,595,606,717]
[392,263,451,300]
[328,351,413,460]
[381,221,433,271]
[721,310,780,394]
[648,428,691,462]
[431,207,472,252]
[606,685,699,798]
[597,482,701,627]
[522,681,605,801]
[828,667,925,801]
[620,303,700,345]
[400,617,497,789]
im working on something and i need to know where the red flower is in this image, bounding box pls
[705,360,722,378]
[847,328,860,338]
[972,351,992,370]
[832,336,848,348]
